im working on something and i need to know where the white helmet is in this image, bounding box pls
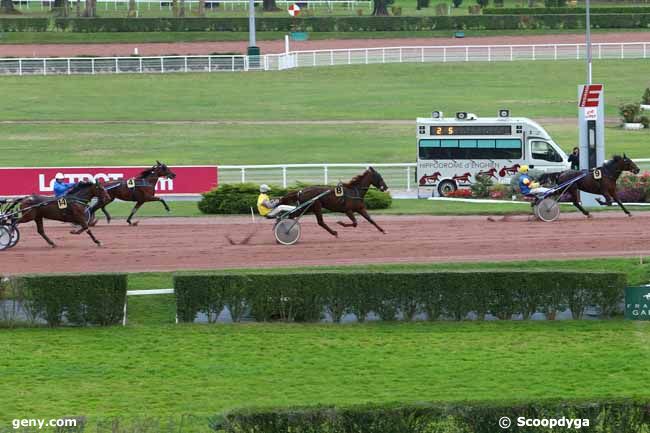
[260,184,271,193]
[55,173,65,181]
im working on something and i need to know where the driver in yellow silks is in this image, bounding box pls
[518,165,550,196]
[257,184,296,218]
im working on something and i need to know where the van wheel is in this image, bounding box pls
[437,180,457,197]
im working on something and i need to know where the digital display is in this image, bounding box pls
[430,125,512,136]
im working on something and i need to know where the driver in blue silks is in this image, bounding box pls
[53,173,76,198]
[518,165,550,196]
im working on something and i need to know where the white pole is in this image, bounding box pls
[248,0,256,47]
[285,34,290,54]
[586,0,592,84]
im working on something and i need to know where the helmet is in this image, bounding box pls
[55,173,65,181]
[518,165,529,174]
[260,184,271,193]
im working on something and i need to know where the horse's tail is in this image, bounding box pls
[538,172,562,186]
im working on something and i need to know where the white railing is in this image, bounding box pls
[219,163,417,191]
[1,42,648,76]
[12,0,372,11]
[267,42,650,70]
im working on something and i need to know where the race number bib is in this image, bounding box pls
[127,178,136,188]
[335,186,344,197]
[57,198,68,209]
[593,169,602,180]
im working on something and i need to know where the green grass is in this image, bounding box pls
[2,28,648,44]
[2,121,648,167]
[0,321,648,428]
[2,61,647,122]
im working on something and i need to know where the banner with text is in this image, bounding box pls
[0,166,218,197]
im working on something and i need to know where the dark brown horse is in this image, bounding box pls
[95,161,177,226]
[16,181,111,247]
[554,154,640,217]
[278,167,389,237]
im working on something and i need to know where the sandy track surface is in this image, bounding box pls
[2,32,649,57]
[2,212,648,275]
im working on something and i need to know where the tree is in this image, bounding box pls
[128,0,137,17]
[452,0,463,7]
[476,0,488,8]
[198,0,206,16]
[372,0,393,15]
[179,0,185,17]
[263,0,280,12]
[53,0,70,16]
[1,0,18,14]
[83,0,96,17]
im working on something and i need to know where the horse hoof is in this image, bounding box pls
[130,221,139,227]
[587,214,593,219]
[96,242,103,247]
[50,244,57,248]
[332,231,338,237]
[336,221,345,227]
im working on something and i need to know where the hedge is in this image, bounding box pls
[198,183,391,215]
[0,273,127,327]
[41,14,650,32]
[484,6,650,14]
[0,18,49,32]
[213,399,650,433]
[174,271,626,323]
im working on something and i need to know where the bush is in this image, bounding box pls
[446,189,472,197]
[215,400,650,433]
[363,188,392,209]
[0,18,49,32]
[544,0,567,7]
[619,103,641,124]
[484,6,650,14]
[1,274,127,327]
[470,174,493,198]
[488,182,512,199]
[617,171,650,202]
[47,14,650,33]
[468,4,481,14]
[174,270,626,323]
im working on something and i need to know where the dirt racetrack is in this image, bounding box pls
[1,212,648,275]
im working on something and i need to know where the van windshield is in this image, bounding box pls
[531,140,563,162]
[419,138,522,160]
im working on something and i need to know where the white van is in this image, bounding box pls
[417,110,570,198]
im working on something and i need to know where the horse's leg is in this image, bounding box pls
[35,217,56,248]
[570,187,591,218]
[101,206,112,224]
[337,210,358,228]
[358,207,386,234]
[126,202,143,226]
[145,196,170,212]
[610,191,632,217]
[312,201,337,237]
[72,218,102,246]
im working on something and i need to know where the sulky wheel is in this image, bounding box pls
[0,226,11,251]
[8,225,19,249]
[535,198,560,222]
[274,219,301,245]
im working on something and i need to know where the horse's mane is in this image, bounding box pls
[137,167,156,178]
[65,181,93,195]
[344,168,373,187]
[603,155,622,170]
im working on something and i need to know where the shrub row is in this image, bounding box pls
[0,273,127,327]
[174,271,626,323]
[16,14,643,32]
[213,399,650,433]
[0,18,49,32]
[484,6,650,14]
[198,183,391,215]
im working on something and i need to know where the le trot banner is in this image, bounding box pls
[0,166,218,197]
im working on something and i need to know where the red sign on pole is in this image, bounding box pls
[0,166,218,197]
[579,84,603,107]
[288,3,301,16]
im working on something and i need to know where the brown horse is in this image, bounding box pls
[554,154,640,217]
[278,167,389,237]
[16,181,111,247]
[95,161,177,226]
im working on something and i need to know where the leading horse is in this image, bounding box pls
[94,161,177,226]
[278,167,389,237]
[552,154,640,217]
[16,181,111,247]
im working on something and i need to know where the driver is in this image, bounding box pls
[257,184,296,218]
[53,173,76,198]
[518,165,550,196]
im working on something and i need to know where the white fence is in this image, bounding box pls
[219,163,417,191]
[1,42,648,75]
[12,0,372,10]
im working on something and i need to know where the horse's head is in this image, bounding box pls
[154,161,177,179]
[622,154,640,174]
[368,166,388,192]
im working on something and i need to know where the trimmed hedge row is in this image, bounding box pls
[174,271,626,323]
[0,18,49,32]
[198,183,391,215]
[213,400,650,433]
[485,6,650,14]
[0,273,127,327]
[31,14,650,32]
